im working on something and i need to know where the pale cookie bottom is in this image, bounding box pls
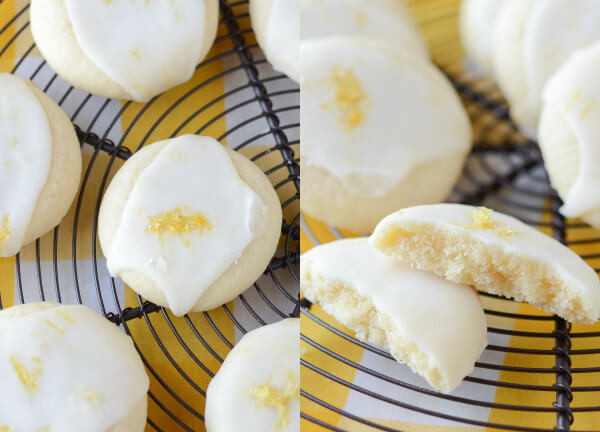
[30,0,219,101]
[18,82,82,253]
[371,221,595,323]
[98,141,282,313]
[0,302,147,432]
[301,274,456,392]
[538,104,600,229]
[301,153,466,233]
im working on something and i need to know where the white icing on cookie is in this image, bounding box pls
[301,0,427,59]
[495,0,600,136]
[265,0,300,82]
[459,0,506,75]
[0,73,52,257]
[106,135,266,316]
[301,37,470,197]
[0,304,149,431]
[205,319,299,432]
[370,204,600,319]
[542,41,600,218]
[64,0,215,102]
[302,238,487,393]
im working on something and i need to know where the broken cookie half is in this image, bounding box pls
[370,204,600,324]
[301,238,487,393]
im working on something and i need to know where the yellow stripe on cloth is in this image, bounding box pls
[0,0,16,308]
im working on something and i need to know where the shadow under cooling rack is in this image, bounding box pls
[0,1,299,431]
[300,68,600,432]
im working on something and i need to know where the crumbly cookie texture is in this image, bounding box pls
[370,204,600,324]
[301,238,487,393]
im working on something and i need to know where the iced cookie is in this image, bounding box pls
[301,238,487,393]
[0,302,149,431]
[370,204,600,323]
[250,0,300,82]
[491,0,600,137]
[98,135,282,316]
[205,318,299,432]
[301,38,471,233]
[30,0,219,102]
[459,0,506,75]
[0,73,82,258]
[539,41,600,229]
[301,0,428,59]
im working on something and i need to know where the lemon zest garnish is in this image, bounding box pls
[36,427,51,432]
[44,319,64,334]
[580,98,597,119]
[322,67,367,131]
[10,355,43,395]
[128,46,144,59]
[0,426,14,432]
[53,308,75,323]
[462,207,514,238]
[0,214,11,255]
[566,90,582,111]
[147,206,212,247]
[249,371,299,432]
[75,389,103,406]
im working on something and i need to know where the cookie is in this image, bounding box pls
[0,302,149,431]
[459,0,506,75]
[205,318,300,432]
[98,135,282,316]
[0,73,81,258]
[301,0,428,59]
[250,0,300,82]
[539,40,600,229]
[301,38,471,233]
[370,204,600,323]
[492,0,600,137]
[30,0,219,101]
[301,238,487,393]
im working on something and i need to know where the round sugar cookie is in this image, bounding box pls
[370,204,600,324]
[0,302,149,431]
[491,0,600,138]
[301,238,487,393]
[301,0,428,59]
[30,0,219,102]
[539,41,600,229]
[0,72,82,258]
[98,135,282,316]
[250,0,300,82]
[205,318,299,432]
[301,37,471,233]
[459,0,506,76]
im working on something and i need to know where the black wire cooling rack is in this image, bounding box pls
[299,2,600,431]
[0,1,299,430]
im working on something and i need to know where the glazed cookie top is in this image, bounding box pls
[459,0,506,75]
[0,73,52,258]
[0,303,149,431]
[302,238,487,393]
[301,0,428,59]
[106,135,267,316]
[301,37,470,197]
[370,204,600,310]
[266,0,300,82]
[64,0,214,101]
[542,41,600,219]
[205,318,300,432]
[498,0,600,135]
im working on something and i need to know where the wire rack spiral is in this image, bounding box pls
[0,1,299,430]
[299,2,600,431]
